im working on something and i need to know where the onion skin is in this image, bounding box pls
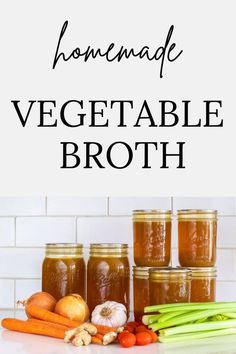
[54,294,90,322]
[19,292,57,318]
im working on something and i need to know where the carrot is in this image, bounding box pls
[93,324,119,334]
[91,336,103,345]
[2,318,65,339]
[94,333,104,340]
[26,304,81,328]
[27,318,70,331]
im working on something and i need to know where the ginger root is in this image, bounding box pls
[64,323,97,345]
[79,323,97,335]
[103,331,117,345]
[72,329,92,347]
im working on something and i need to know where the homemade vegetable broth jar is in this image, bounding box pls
[190,267,217,302]
[133,210,172,267]
[133,266,151,322]
[178,210,217,267]
[42,243,85,301]
[149,267,191,305]
[87,243,130,313]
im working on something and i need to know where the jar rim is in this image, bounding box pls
[45,243,83,248]
[149,267,191,274]
[177,209,217,214]
[133,209,172,214]
[187,266,217,271]
[133,266,152,271]
[90,243,128,248]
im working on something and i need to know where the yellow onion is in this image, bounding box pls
[55,294,89,322]
[17,292,57,318]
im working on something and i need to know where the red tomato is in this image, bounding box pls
[124,325,135,333]
[136,332,152,346]
[119,333,136,348]
[135,325,148,333]
[145,329,158,343]
[118,331,129,341]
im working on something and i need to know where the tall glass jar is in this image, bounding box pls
[149,267,191,305]
[87,243,130,314]
[133,267,151,322]
[42,243,85,301]
[178,210,217,267]
[190,267,217,302]
[133,210,172,267]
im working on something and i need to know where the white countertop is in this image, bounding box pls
[2,311,236,354]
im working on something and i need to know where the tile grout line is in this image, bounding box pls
[75,216,78,242]
[14,216,16,247]
[13,279,16,313]
[107,197,110,216]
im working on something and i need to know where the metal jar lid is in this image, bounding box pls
[133,210,172,221]
[45,243,83,258]
[149,267,192,281]
[177,209,218,221]
[188,267,217,278]
[133,266,152,279]
[89,243,128,257]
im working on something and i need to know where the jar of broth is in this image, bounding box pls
[87,244,130,313]
[133,267,151,322]
[149,267,191,305]
[42,243,85,301]
[178,210,217,267]
[133,210,172,267]
[190,267,217,302]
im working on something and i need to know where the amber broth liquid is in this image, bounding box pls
[178,220,217,267]
[133,220,171,266]
[191,278,216,302]
[133,277,150,322]
[87,256,130,314]
[42,257,85,301]
[149,279,190,305]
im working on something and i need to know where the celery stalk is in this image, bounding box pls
[142,314,162,325]
[149,308,236,331]
[145,302,236,314]
[158,310,190,323]
[160,319,236,336]
[222,313,236,319]
[159,328,236,343]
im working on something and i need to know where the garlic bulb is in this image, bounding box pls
[91,301,127,327]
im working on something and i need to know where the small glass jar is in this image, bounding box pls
[178,210,217,267]
[133,267,151,322]
[190,267,217,302]
[42,243,85,301]
[87,244,130,313]
[149,267,191,305]
[133,210,172,267]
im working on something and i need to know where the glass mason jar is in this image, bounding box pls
[149,267,191,305]
[190,267,217,302]
[133,210,172,267]
[87,243,130,314]
[42,243,85,301]
[178,209,218,267]
[133,266,151,322]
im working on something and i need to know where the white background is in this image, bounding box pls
[0,0,235,195]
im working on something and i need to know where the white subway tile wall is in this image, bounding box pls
[0,196,236,309]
